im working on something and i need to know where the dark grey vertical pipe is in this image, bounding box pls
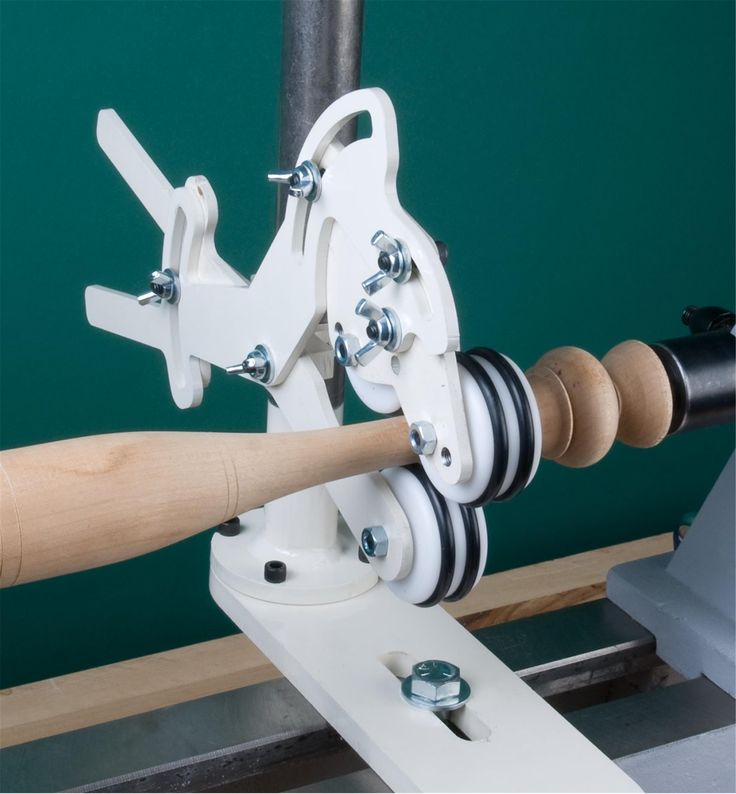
[277,0,364,408]
[277,0,364,224]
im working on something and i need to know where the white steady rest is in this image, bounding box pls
[86,89,640,791]
[84,89,477,592]
[85,98,415,596]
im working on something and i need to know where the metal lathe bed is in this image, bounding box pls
[2,535,734,793]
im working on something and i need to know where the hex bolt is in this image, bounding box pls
[225,344,273,383]
[409,422,437,456]
[137,269,179,306]
[361,526,389,558]
[334,333,360,368]
[267,160,321,202]
[401,659,471,712]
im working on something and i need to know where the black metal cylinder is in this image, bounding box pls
[650,330,736,434]
[277,0,363,410]
[277,0,364,224]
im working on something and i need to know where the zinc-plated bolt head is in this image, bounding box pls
[335,333,360,367]
[370,230,412,283]
[267,160,321,201]
[409,422,437,456]
[354,300,402,359]
[361,231,412,295]
[137,269,179,305]
[401,660,471,712]
[361,526,388,558]
[225,344,273,383]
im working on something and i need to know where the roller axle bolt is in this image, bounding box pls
[409,422,437,456]
[361,526,388,558]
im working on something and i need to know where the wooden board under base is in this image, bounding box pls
[0,533,670,748]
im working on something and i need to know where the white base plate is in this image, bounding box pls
[210,567,640,792]
[211,508,376,605]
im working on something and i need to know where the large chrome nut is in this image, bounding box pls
[408,422,437,456]
[361,526,388,558]
[410,660,461,701]
[335,333,360,368]
[400,659,471,711]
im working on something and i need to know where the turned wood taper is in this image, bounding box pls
[0,339,679,587]
[0,420,415,588]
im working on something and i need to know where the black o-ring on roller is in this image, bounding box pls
[650,329,735,435]
[444,503,482,603]
[469,347,536,502]
[456,352,508,506]
[407,464,456,608]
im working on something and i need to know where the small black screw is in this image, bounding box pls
[264,560,287,583]
[681,305,698,326]
[217,517,241,537]
[681,304,735,334]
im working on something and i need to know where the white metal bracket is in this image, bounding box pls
[85,89,472,486]
[84,89,482,583]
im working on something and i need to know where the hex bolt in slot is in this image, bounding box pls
[137,269,179,306]
[267,160,321,202]
[264,560,287,583]
[225,344,273,383]
[401,659,471,712]
[361,526,389,558]
[409,422,437,456]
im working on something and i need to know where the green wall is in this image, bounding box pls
[1,0,733,689]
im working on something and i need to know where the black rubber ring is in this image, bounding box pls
[469,348,535,501]
[407,464,456,608]
[456,352,508,507]
[444,503,482,602]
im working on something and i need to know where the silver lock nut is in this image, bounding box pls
[409,422,437,456]
[361,526,388,558]
[334,333,360,368]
